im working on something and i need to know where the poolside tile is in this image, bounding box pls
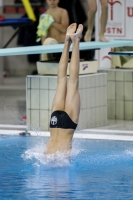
[40,110,49,131]
[82,76,87,89]
[26,77,31,89]
[103,86,107,106]
[87,75,91,88]
[124,72,133,82]
[30,110,40,130]
[116,101,124,119]
[99,106,103,125]
[107,81,115,100]
[79,77,83,89]
[95,87,100,107]
[49,77,57,90]
[90,88,95,108]
[107,100,116,119]
[40,90,48,109]
[31,77,39,89]
[48,90,56,110]
[82,109,88,128]
[90,76,95,87]
[103,106,107,125]
[125,101,133,120]
[107,71,115,81]
[77,110,83,130]
[116,71,124,81]
[116,82,124,100]
[99,87,104,106]
[91,107,96,127]
[86,88,91,108]
[100,74,104,86]
[95,107,100,127]
[27,89,31,109]
[124,82,133,101]
[27,109,31,128]
[103,74,107,86]
[80,89,87,109]
[86,108,92,128]
[31,90,39,109]
[40,77,48,89]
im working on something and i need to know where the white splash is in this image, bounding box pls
[22,143,81,167]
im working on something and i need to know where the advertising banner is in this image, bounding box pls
[95,0,133,69]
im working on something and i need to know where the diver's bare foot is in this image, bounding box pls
[99,34,109,42]
[66,23,77,42]
[84,30,92,42]
[70,24,83,42]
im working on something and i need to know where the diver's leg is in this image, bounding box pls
[65,24,83,124]
[51,23,77,112]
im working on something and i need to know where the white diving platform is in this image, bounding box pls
[0,40,133,56]
[109,51,133,56]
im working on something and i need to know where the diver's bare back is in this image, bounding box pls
[46,7,68,43]
[46,128,74,154]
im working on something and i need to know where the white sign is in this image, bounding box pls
[95,0,133,69]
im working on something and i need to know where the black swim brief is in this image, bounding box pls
[50,110,77,130]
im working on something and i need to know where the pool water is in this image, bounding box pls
[0,135,133,199]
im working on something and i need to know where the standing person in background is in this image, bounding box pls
[58,0,87,27]
[84,0,109,42]
[37,0,69,44]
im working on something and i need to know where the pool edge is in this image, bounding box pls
[1,125,133,141]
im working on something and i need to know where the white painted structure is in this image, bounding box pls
[26,74,107,131]
[95,0,133,69]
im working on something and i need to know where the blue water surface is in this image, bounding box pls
[0,135,133,200]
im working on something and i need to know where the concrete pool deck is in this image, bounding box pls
[0,77,133,141]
